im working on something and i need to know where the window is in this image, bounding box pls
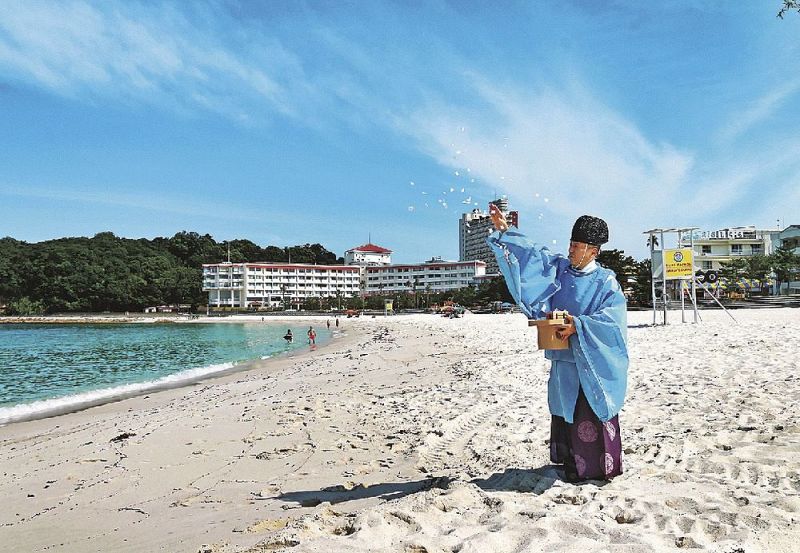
[702,261,713,270]
[751,244,763,255]
[701,245,711,254]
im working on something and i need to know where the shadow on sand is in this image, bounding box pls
[273,464,609,508]
[273,475,452,508]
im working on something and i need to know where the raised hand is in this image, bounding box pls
[489,203,508,231]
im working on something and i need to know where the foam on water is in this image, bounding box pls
[0,360,241,425]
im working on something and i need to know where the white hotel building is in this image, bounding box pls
[364,258,486,295]
[678,226,779,271]
[202,262,360,309]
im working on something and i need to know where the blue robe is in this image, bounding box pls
[487,229,628,423]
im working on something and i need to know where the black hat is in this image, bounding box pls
[571,215,609,246]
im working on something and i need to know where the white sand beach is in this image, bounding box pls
[1,309,799,552]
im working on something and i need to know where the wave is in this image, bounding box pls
[0,361,240,426]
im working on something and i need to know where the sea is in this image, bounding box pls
[0,322,330,425]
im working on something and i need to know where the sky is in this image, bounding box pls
[1,1,799,263]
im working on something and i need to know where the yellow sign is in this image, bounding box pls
[664,248,694,279]
[384,299,394,312]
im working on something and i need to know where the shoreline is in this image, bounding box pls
[0,320,353,427]
[0,313,349,324]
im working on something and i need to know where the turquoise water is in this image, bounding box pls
[0,322,329,421]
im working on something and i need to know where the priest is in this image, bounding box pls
[487,209,628,481]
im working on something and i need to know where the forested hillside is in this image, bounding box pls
[0,231,341,314]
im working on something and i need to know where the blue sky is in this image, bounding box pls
[1,1,798,262]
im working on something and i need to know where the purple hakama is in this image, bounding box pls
[550,388,623,481]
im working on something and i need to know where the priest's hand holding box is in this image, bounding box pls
[554,313,576,341]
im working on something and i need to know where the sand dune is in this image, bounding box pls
[1,310,799,552]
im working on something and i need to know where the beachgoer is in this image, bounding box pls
[327,319,331,330]
[284,329,293,343]
[335,318,339,328]
[307,326,316,345]
[487,210,628,482]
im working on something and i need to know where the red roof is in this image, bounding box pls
[348,243,392,254]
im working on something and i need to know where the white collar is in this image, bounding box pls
[573,259,597,273]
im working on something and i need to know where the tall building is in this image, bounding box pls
[203,262,360,309]
[459,197,518,275]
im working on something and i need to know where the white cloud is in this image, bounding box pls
[0,1,304,121]
[0,182,267,222]
[397,77,696,256]
[717,78,800,144]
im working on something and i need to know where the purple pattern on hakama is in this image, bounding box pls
[550,388,622,481]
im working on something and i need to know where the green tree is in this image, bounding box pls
[7,297,46,316]
[743,255,772,292]
[778,1,800,18]
[365,295,385,310]
[475,276,514,304]
[302,296,322,311]
[718,257,747,289]
[228,239,263,262]
[770,245,800,295]
[345,296,365,310]
[452,285,478,307]
[596,249,636,291]
[630,259,652,307]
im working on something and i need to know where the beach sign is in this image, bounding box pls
[663,248,694,279]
